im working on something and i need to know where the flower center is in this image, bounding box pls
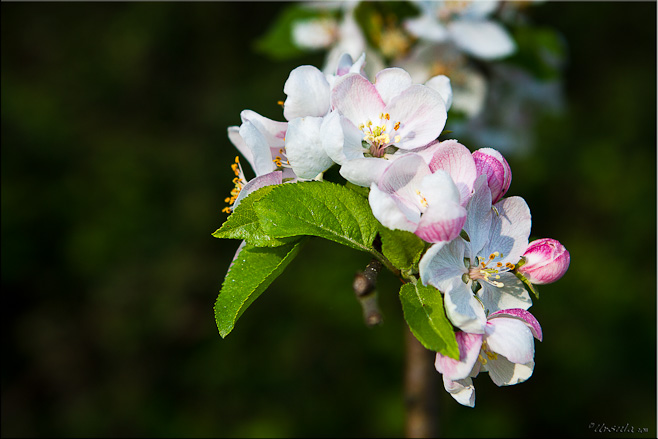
[468,252,516,288]
[478,340,498,365]
[415,189,429,210]
[359,113,401,157]
[222,156,244,214]
[272,148,291,170]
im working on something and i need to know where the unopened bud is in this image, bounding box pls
[518,238,570,285]
[472,148,511,204]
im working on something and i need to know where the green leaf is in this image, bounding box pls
[379,226,426,272]
[254,181,379,254]
[212,185,295,247]
[253,4,336,61]
[345,181,371,199]
[214,240,305,338]
[399,282,459,359]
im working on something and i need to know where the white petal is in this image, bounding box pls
[424,74,452,110]
[368,184,418,233]
[447,19,516,60]
[283,65,331,120]
[285,117,335,179]
[240,110,287,148]
[374,68,413,105]
[444,279,487,334]
[477,272,532,314]
[463,175,492,261]
[485,317,534,364]
[291,17,337,49]
[486,358,534,387]
[442,376,475,408]
[227,126,255,173]
[482,196,531,265]
[404,14,449,42]
[339,157,391,187]
[238,121,276,176]
[418,239,467,292]
[321,112,364,165]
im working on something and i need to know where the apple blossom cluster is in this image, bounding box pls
[223,53,569,407]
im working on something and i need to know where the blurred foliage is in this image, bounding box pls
[1,1,656,438]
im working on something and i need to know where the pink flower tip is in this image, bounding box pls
[518,238,570,285]
[472,148,511,204]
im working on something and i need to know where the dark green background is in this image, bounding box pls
[2,2,656,437]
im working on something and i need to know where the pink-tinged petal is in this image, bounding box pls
[485,317,534,364]
[321,112,364,166]
[369,184,419,233]
[518,238,571,285]
[425,74,452,110]
[472,147,511,204]
[489,309,543,342]
[239,121,276,176]
[233,171,283,209]
[427,140,477,206]
[463,175,492,261]
[339,157,392,187]
[486,359,534,387]
[240,110,287,148]
[331,73,386,125]
[378,153,431,211]
[227,126,255,173]
[415,201,467,243]
[419,239,467,292]
[477,272,532,314]
[374,67,413,105]
[283,65,331,120]
[335,53,355,76]
[385,85,447,150]
[447,19,516,60]
[285,117,335,179]
[436,331,483,381]
[443,279,487,334]
[442,376,475,408]
[483,196,531,266]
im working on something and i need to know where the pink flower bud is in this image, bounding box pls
[472,148,511,204]
[518,238,570,285]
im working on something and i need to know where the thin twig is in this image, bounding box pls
[353,258,383,326]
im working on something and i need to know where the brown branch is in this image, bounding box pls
[353,258,383,326]
[404,327,438,438]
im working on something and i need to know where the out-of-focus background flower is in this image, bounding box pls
[2,2,655,437]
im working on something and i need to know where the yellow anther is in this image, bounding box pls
[359,123,365,130]
[394,135,401,143]
[394,121,400,130]
[506,262,515,269]
[277,100,284,107]
[478,354,487,365]
[367,120,373,127]
[486,350,498,361]
[496,262,503,267]
[385,113,390,120]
